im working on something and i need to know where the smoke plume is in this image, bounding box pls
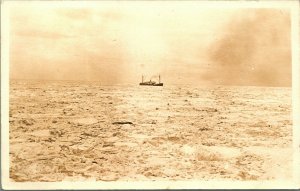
[203,9,291,87]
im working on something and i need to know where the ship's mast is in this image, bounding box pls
[142,75,144,83]
[159,75,161,83]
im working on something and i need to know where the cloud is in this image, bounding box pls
[202,9,291,87]
[13,30,71,39]
[55,8,93,20]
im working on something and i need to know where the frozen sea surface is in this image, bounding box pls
[9,80,292,181]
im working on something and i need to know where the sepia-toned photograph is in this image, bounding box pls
[1,0,300,189]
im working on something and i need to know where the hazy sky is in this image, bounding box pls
[9,2,291,86]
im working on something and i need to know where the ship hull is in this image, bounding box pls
[153,83,163,86]
[139,83,163,86]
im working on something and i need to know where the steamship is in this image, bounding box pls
[139,75,163,86]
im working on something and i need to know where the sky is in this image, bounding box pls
[8,2,291,86]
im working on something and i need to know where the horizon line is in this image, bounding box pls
[9,78,292,88]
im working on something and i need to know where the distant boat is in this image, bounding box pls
[139,75,163,86]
